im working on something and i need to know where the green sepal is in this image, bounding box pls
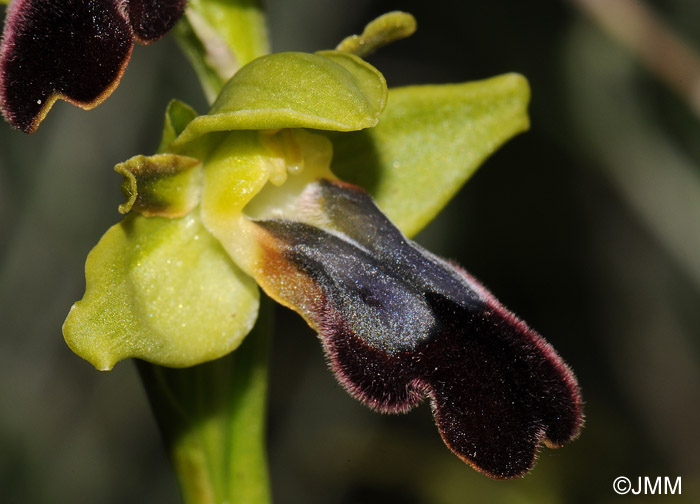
[328,73,531,237]
[171,51,387,149]
[63,212,260,370]
[315,50,388,115]
[116,154,203,217]
[336,11,417,57]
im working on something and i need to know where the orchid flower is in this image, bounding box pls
[1,0,582,486]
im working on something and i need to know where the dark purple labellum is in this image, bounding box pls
[254,179,583,478]
[0,0,187,133]
[127,0,188,43]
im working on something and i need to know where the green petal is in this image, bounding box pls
[157,100,199,153]
[328,73,530,237]
[63,212,259,370]
[171,51,387,148]
[116,154,202,217]
[336,11,417,57]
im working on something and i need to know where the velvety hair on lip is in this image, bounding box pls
[0,0,187,133]
[253,179,583,478]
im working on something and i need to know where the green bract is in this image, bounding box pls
[175,0,270,102]
[63,32,530,370]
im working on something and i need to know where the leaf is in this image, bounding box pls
[63,212,260,370]
[328,73,530,237]
[171,51,387,148]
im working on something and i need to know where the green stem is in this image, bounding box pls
[138,4,273,502]
[138,297,273,504]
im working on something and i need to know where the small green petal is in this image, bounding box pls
[328,73,531,237]
[63,212,259,370]
[157,100,199,153]
[171,51,387,148]
[116,154,202,217]
[336,11,417,57]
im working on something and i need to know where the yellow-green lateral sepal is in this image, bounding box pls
[63,212,260,370]
[116,154,203,217]
[329,73,531,237]
[171,51,387,148]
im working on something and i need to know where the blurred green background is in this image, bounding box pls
[1,1,699,503]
